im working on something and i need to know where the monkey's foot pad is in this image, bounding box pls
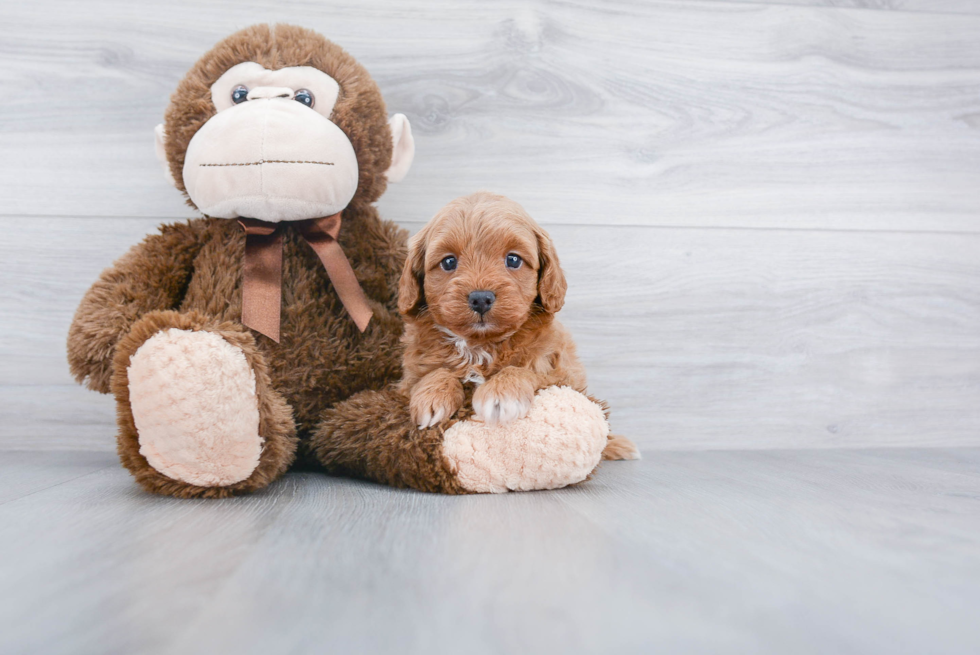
[442,386,609,493]
[127,328,264,487]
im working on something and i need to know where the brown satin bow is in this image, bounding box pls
[238,213,372,342]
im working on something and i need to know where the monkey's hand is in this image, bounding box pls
[410,368,465,430]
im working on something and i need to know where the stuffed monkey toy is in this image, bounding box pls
[67,24,612,498]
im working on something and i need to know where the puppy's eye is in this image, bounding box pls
[505,253,523,269]
[440,256,458,272]
[232,85,249,104]
[294,89,315,108]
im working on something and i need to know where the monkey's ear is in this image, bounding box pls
[153,124,177,188]
[384,114,415,183]
[397,226,428,316]
[535,227,567,314]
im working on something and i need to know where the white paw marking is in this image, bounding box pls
[473,392,532,425]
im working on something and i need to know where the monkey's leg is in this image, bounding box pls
[309,385,609,494]
[111,310,297,499]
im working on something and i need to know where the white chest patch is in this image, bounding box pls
[437,325,493,368]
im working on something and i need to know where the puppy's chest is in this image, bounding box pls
[436,334,530,384]
[435,336,490,380]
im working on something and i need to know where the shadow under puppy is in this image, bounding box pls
[398,191,638,460]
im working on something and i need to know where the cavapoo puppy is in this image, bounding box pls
[398,191,639,461]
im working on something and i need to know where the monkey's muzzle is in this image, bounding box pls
[183,99,359,221]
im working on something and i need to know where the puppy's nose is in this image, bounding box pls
[468,290,496,315]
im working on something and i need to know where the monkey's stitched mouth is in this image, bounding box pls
[199,159,335,167]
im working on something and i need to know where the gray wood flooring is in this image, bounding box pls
[2,0,979,652]
[1,449,978,655]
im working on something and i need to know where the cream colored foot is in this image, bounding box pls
[127,329,263,487]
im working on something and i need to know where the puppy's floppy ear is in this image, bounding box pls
[535,226,567,313]
[398,226,429,316]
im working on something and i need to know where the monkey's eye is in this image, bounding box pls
[232,85,249,104]
[505,253,523,269]
[294,89,315,108]
[440,256,458,272]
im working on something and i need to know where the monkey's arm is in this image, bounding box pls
[67,220,207,393]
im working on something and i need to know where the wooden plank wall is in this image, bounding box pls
[1,0,978,451]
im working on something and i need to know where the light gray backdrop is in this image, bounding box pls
[2,0,979,451]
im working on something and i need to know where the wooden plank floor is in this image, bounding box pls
[1,449,978,654]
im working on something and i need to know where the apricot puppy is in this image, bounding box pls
[397,192,638,461]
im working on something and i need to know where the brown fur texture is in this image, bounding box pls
[313,193,638,486]
[67,26,633,498]
[397,193,578,382]
[69,210,407,435]
[398,192,636,457]
[310,386,469,494]
[67,25,409,497]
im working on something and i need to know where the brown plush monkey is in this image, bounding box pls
[68,25,612,498]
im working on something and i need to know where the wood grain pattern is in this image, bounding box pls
[0,386,117,452]
[3,217,977,451]
[1,449,978,654]
[718,0,980,15]
[0,0,979,231]
[0,450,113,504]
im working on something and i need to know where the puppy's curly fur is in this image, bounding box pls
[398,192,638,460]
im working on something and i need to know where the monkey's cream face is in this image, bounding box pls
[179,62,357,222]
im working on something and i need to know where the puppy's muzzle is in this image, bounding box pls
[468,290,496,316]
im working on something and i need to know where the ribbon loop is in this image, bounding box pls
[297,213,341,241]
[238,213,373,343]
[238,218,278,237]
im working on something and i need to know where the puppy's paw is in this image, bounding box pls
[472,372,536,425]
[410,371,464,430]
